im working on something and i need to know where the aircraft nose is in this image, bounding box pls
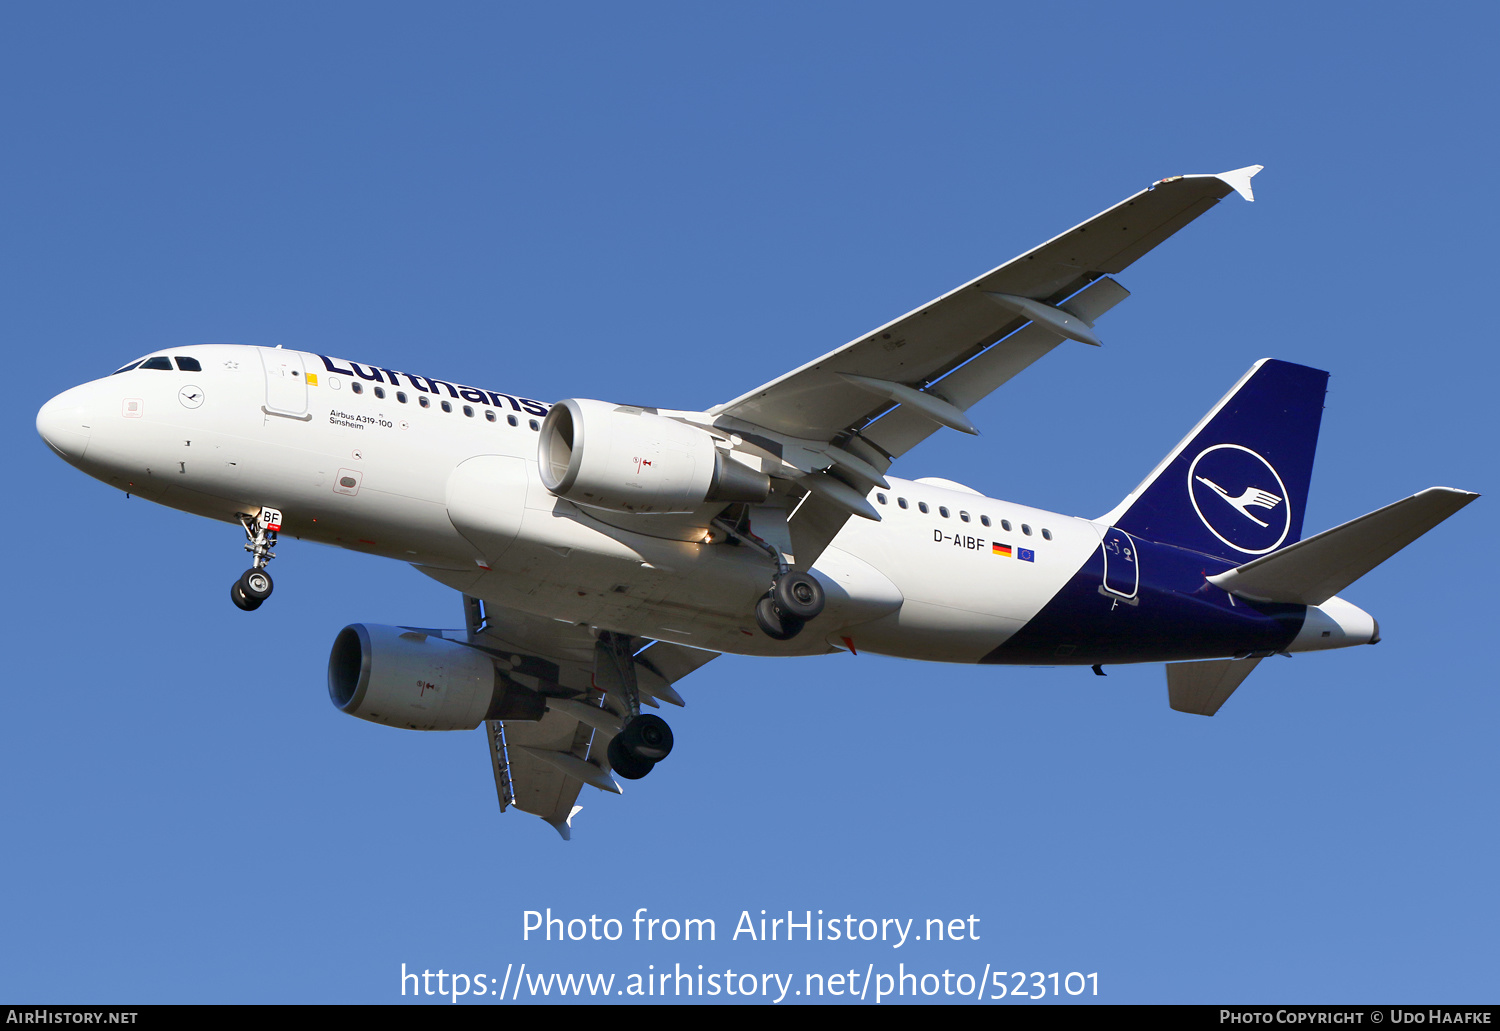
[37,386,93,464]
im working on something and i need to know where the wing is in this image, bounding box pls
[705,166,1262,565]
[711,166,1260,448]
[461,596,717,839]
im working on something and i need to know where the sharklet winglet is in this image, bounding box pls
[1212,164,1263,202]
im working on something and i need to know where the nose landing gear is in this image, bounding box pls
[230,507,281,612]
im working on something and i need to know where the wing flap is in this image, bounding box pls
[494,709,596,832]
[465,597,720,838]
[1207,488,1479,605]
[634,639,717,704]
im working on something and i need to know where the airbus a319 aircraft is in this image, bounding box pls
[36,166,1477,838]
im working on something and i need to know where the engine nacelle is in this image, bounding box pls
[327,623,545,731]
[539,398,769,514]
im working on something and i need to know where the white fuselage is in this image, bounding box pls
[36,345,1373,663]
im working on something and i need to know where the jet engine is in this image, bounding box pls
[539,398,769,514]
[328,623,544,731]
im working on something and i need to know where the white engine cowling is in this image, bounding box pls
[327,624,544,731]
[539,398,769,514]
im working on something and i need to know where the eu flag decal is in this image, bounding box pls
[1018,548,1035,562]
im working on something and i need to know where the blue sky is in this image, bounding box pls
[5,2,1495,1004]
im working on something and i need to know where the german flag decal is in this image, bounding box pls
[992,543,1012,557]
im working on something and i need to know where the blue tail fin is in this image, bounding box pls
[1102,359,1329,561]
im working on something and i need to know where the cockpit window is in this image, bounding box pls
[139,357,174,370]
[174,356,202,372]
[111,360,145,375]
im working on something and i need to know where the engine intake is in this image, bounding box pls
[328,624,545,731]
[539,398,769,514]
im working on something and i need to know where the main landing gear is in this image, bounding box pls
[754,571,826,640]
[607,714,673,781]
[596,631,674,781]
[230,507,282,612]
[712,515,827,641]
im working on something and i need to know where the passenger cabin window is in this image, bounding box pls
[463,405,474,417]
[174,357,201,372]
[374,386,386,399]
[419,395,430,408]
[898,498,908,509]
[918,502,929,514]
[1001,519,1012,531]
[529,419,540,430]
[485,410,496,422]
[1042,528,1053,541]
[939,506,950,518]
[506,414,518,426]
[1022,524,1032,535]
[441,400,452,413]
[960,511,970,522]
[397,392,408,404]
[876,493,888,505]
[351,382,364,394]
[140,357,173,371]
[980,515,991,527]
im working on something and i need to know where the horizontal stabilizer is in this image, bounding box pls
[1207,488,1479,605]
[1167,656,1263,716]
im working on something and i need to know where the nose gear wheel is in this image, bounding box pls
[239,568,273,601]
[230,581,262,611]
[231,507,281,611]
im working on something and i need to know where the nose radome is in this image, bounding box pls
[37,387,93,464]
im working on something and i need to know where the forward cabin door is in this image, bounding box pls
[260,349,309,418]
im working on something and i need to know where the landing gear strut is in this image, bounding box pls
[596,631,674,780]
[712,516,827,641]
[231,507,281,612]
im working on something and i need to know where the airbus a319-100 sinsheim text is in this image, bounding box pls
[35,166,1477,838]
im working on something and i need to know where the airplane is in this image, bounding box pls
[35,165,1478,839]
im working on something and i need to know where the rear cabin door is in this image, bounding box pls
[1100,527,1140,601]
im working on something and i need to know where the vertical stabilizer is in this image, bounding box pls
[1101,360,1328,562]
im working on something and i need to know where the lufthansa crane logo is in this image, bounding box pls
[1187,444,1291,555]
